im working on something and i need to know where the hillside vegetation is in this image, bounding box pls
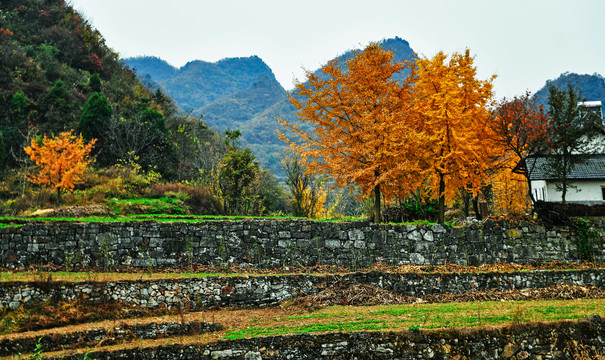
[0,0,288,217]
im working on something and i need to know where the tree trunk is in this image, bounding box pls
[438,173,446,224]
[561,152,568,205]
[374,183,381,223]
[462,191,470,217]
[472,196,482,221]
[523,165,536,214]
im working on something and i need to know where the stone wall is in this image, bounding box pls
[0,321,223,357]
[2,269,603,310]
[52,316,605,360]
[1,219,604,269]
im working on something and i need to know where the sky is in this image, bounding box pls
[68,0,605,99]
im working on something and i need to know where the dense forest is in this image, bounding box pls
[0,0,213,176]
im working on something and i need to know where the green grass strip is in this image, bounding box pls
[224,299,605,340]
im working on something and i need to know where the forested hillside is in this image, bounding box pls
[126,37,418,175]
[0,0,291,217]
[0,0,226,180]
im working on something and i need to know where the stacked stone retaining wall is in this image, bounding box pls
[1,219,604,269]
[2,269,603,310]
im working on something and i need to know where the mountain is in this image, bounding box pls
[125,56,176,83]
[126,55,278,112]
[125,37,418,176]
[533,72,605,107]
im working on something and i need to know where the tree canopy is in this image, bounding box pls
[490,92,550,205]
[24,131,96,200]
[279,44,498,223]
[278,43,423,223]
[412,50,495,223]
[545,84,603,204]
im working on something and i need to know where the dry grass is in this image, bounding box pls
[2,261,604,283]
[293,282,605,307]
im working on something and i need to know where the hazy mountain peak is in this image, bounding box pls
[533,72,605,107]
[126,56,177,82]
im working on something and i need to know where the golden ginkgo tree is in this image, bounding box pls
[24,131,96,201]
[412,50,496,223]
[278,43,424,223]
[280,44,497,223]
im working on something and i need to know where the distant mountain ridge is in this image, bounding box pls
[125,38,419,176]
[533,72,605,107]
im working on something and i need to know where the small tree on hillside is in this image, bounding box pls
[219,130,257,215]
[24,131,96,202]
[80,92,112,142]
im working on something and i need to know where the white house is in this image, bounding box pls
[530,100,605,204]
[530,154,605,204]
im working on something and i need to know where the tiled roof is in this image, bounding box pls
[529,154,605,180]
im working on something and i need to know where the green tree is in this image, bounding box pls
[0,131,6,171]
[9,92,29,121]
[219,130,257,215]
[1,92,30,168]
[46,80,72,109]
[546,84,603,204]
[281,155,323,218]
[89,73,102,93]
[44,79,76,129]
[80,92,111,141]
[251,168,287,215]
[140,108,167,134]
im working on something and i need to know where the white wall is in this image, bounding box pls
[542,179,605,204]
[531,180,547,201]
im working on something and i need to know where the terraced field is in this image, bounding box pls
[1,263,604,359]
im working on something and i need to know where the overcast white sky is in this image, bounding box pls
[68,0,604,99]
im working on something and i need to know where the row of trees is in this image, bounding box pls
[279,43,603,223]
[278,44,495,223]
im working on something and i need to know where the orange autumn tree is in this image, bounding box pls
[413,50,495,224]
[490,92,550,206]
[278,43,423,223]
[491,156,530,214]
[24,131,96,201]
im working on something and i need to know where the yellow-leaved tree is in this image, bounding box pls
[24,131,96,201]
[412,50,496,223]
[491,156,530,215]
[278,43,424,223]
